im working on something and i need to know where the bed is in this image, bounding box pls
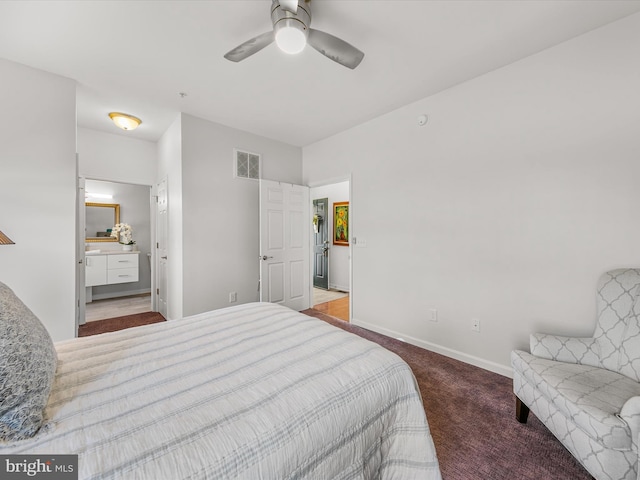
[0,282,441,479]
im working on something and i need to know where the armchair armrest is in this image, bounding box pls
[530,333,600,367]
[620,396,640,450]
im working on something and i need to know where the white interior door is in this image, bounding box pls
[259,180,310,311]
[76,174,86,331]
[156,178,168,318]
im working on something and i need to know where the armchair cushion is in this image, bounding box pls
[512,349,640,450]
[530,333,600,367]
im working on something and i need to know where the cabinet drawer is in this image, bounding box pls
[108,254,138,269]
[107,268,139,284]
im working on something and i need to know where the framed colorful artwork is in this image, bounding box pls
[333,201,349,246]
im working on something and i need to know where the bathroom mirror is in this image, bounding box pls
[85,202,120,243]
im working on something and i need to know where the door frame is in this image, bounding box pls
[76,176,157,330]
[76,172,86,333]
[307,174,352,321]
[154,177,168,318]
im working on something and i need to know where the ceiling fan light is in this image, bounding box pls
[109,112,142,131]
[275,26,306,54]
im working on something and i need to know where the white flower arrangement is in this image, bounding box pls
[111,223,135,245]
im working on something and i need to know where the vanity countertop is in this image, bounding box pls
[85,250,141,256]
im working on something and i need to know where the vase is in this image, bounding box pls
[122,244,133,251]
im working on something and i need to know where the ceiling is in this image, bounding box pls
[1,0,639,147]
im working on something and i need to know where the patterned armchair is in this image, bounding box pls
[511,269,640,480]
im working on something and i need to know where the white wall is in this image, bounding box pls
[0,58,76,341]
[310,181,350,292]
[157,115,183,320]
[78,127,157,185]
[181,114,302,316]
[303,13,640,376]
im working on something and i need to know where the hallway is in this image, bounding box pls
[312,288,349,322]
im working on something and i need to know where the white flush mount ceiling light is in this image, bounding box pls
[108,112,141,131]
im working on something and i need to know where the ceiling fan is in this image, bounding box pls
[224,0,364,69]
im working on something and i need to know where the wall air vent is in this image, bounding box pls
[234,149,261,180]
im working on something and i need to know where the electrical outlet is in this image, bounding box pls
[471,318,480,332]
[430,309,438,322]
[229,292,237,303]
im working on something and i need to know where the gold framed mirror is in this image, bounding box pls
[86,202,120,243]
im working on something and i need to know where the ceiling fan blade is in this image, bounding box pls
[224,31,274,62]
[279,0,298,14]
[307,29,364,69]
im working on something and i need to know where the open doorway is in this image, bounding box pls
[310,180,350,321]
[81,179,154,324]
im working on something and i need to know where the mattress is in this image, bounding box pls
[1,302,441,479]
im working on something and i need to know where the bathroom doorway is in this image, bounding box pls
[81,179,154,324]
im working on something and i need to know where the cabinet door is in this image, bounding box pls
[85,255,107,287]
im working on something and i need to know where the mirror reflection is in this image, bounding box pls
[86,202,120,242]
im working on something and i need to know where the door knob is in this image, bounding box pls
[260,255,274,261]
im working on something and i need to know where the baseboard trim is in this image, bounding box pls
[91,288,151,301]
[329,284,349,293]
[351,317,513,378]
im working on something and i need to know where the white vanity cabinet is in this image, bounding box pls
[85,255,107,287]
[107,254,139,284]
[85,252,139,287]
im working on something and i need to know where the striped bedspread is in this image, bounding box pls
[2,302,441,479]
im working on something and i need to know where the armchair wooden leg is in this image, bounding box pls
[516,396,530,424]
